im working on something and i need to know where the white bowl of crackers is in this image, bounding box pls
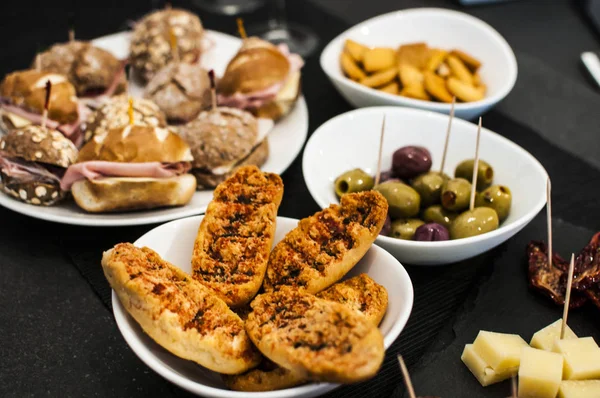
[107,167,413,398]
[320,8,517,120]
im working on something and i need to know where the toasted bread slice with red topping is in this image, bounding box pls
[244,287,384,383]
[192,166,284,307]
[263,191,388,293]
[317,273,388,326]
[223,274,388,391]
[101,243,261,374]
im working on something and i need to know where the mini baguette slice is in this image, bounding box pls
[245,287,385,383]
[263,190,388,293]
[102,243,261,374]
[223,274,388,391]
[192,166,284,307]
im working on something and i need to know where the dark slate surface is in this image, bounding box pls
[393,217,600,398]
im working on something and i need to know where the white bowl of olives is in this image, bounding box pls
[302,106,548,266]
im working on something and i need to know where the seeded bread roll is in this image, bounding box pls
[192,165,283,307]
[178,107,271,189]
[263,191,388,293]
[82,94,167,143]
[0,125,78,206]
[222,274,388,392]
[130,8,204,82]
[102,243,261,374]
[245,287,385,383]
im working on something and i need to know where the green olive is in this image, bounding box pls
[454,159,494,191]
[449,207,499,239]
[422,205,458,229]
[374,181,421,219]
[410,172,448,207]
[441,178,471,212]
[475,185,512,222]
[390,218,425,240]
[334,168,374,197]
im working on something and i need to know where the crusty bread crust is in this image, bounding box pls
[192,139,269,190]
[192,166,283,307]
[102,243,261,374]
[263,190,388,294]
[223,274,388,391]
[245,287,384,383]
[71,175,196,213]
[317,273,388,326]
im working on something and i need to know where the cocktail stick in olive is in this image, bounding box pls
[422,205,458,229]
[449,207,499,240]
[441,178,471,212]
[390,218,425,240]
[374,181,421,218]
[455,159,494,191]
[411,172,448,207]
[475,185,512,222]
[334,168,374,197]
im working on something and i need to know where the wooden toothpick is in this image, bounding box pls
[511,374,517,398]
[128,97,134,126]
[237,18,247,39]
[68,12,75,42]
[439,96,455,175]
[41,80,52,130]
[168,27,179,63]
[208,70,217,110]
[547,178,553,270]
[469,117,482,211]
[374,115,386,186]
[561,253,575,339]
[398,355,416,398]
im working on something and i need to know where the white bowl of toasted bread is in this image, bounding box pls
[303,106,547,266]
[320,8,517,120]
[109,213,413,397]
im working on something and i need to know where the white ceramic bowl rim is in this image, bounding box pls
[113,215,414,397]
[303,106,548,249]
[320,7,518,111]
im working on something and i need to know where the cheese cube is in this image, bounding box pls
[472,331,528,372]
[531,319,578,351]
[559,380,600,398]
[518,347,563,398]
[553,337,600,380]
[461,344,517,386]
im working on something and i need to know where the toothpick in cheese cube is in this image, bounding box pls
[559,380,600,398]
[531,319,578,351]
[518,347,563,398]
[553,337,600,380]
[461,344,517,386]
[472,331,529,372]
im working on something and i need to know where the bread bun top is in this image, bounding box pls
[77,124,193,163]
[0,70,79,125]
[34,41,123,96]
[0,125,78,168]
[82,94,167,143]
[144,62,211,122]
[177,107,258,171]
[130,8,204,82]
[217,38,290,96]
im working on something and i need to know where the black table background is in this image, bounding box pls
[1,1,600,397]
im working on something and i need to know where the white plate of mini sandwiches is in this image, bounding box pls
[0,9,308,226]
[105,166,413,397]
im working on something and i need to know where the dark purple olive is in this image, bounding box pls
[380,215,392,236]
[413,223,450,241]
[379,170,395,183]
[392,146,432,179]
